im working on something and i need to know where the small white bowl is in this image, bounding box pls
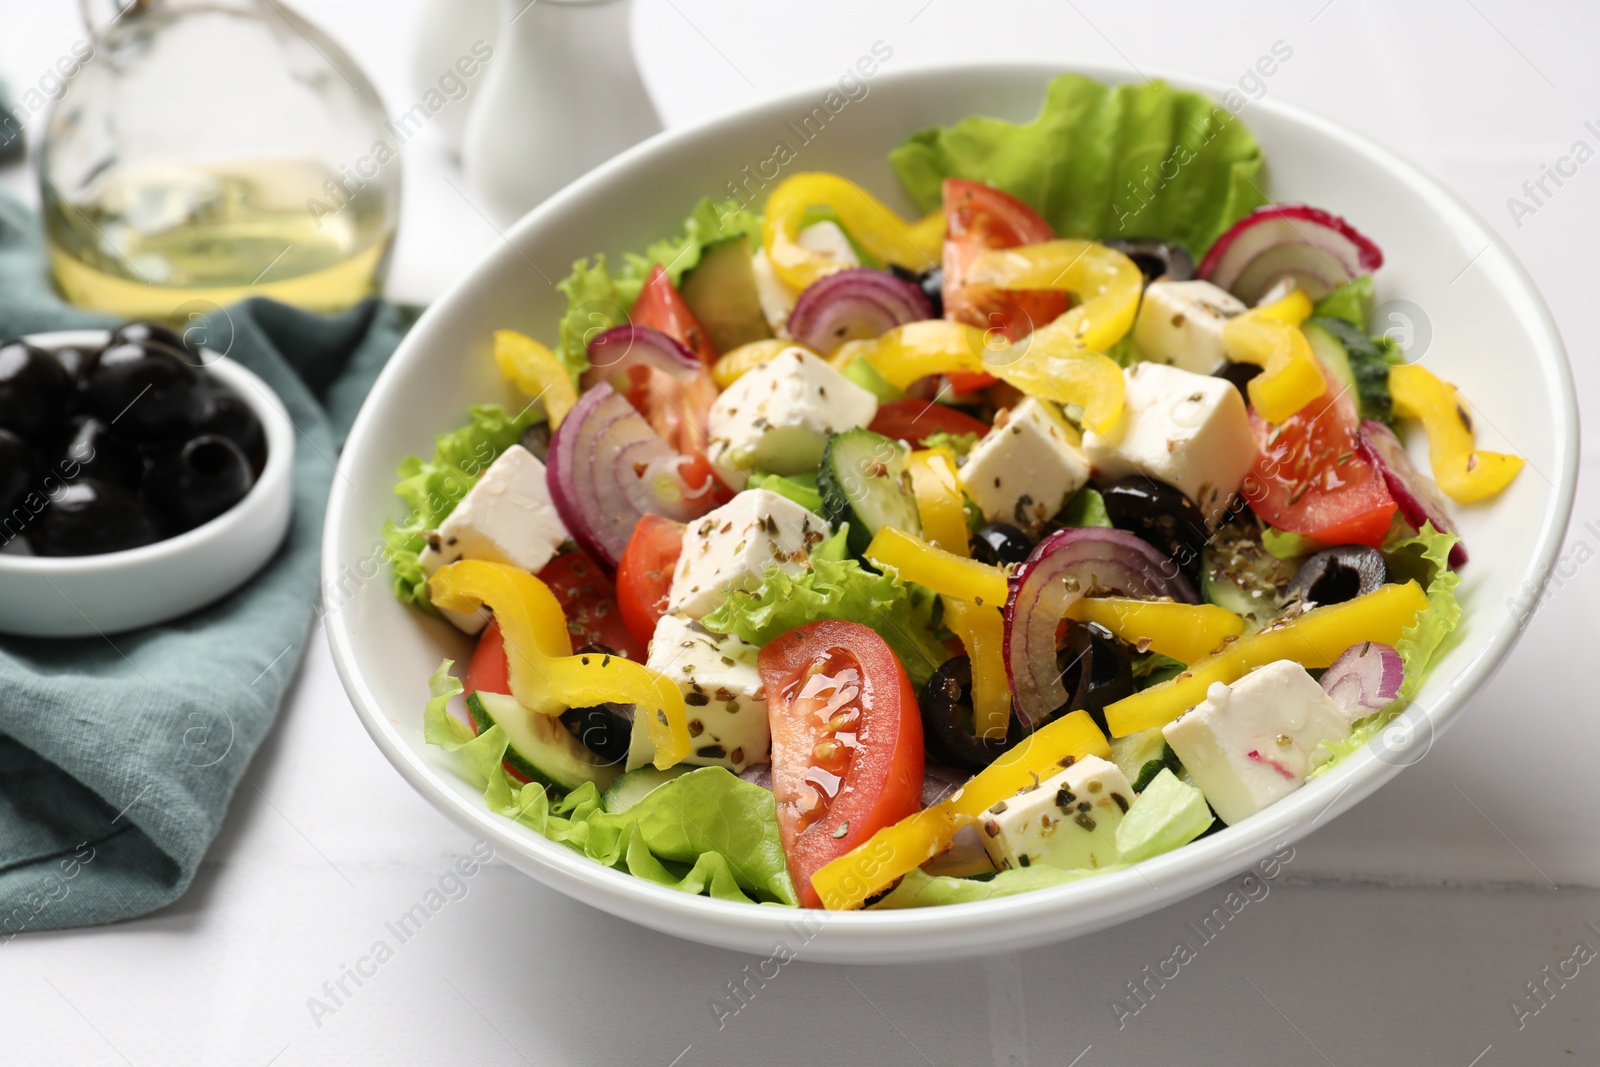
[324,62,1577,962]
[0,329,294,638]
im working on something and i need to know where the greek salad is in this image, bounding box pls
[394,76,1522,910]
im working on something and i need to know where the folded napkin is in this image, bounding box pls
[0,190,406,934]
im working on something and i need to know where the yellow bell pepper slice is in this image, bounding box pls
[1388,363,1524,503]
[712,339,812,388]
[1221,290,1325,423]
[429,560,692,769]
[1103,581,1430,737]
[762,173,945,291]
[906,448,969,557]
[493,329,578,428]
[1065,598,1247,665]
[812,710,1109,909]
[865,526,1009,608]
[941,597,1009,740]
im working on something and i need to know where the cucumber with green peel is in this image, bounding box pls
[1302,317,1394,423]
[679,238,773,353]
[817,428,921,556]
[1200,517,1298,631]
[602,765,695,813]
[466,690,621,793]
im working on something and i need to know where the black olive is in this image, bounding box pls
[1288,545,1386,607]
[0,341,74,441]
[31,478,163,556]
[890,263,945,319]
[1100,477,1209,583]
[194,387,266,470]
[54,344,104,386]
[971,522,1034,568]
[110,320,198,360]
[55,416,145,490]
[1216,360,1263,401]
[86,342,205,443]
[0,428,32,513]
[1104,239,1195,283]
[919,655,1023,772]
[560,704,632,765]
[1052,622,1136,734]
[518,422,551,463]
[144,434,254,531]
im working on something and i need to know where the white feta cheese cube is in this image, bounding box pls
[958,398,1090,531]
[1132,280,1247,375]
[705,348,877,490]
[635,614,769,772]
[665,488,832,619]
[750,222,859,335]
[1083,362,1256,527]
[1162,659,1362,826]
[976,754,1133,873]
[420,444,568,634]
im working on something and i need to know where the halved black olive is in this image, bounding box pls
[560,703,632,765]
[31,478,163,556]
[1288,545,1386,607]
[86,342,204,443]
[1100,476,1209,583]
[890,263,945,319]
[58,416,145,490]
[1053,621,1136,734]
[144,434,254,531]
[1215,360,1263,401]
[919,655,1023,772]
[1105,239,1195,283]
[971,522,1034,568]
[518,422,552,463]
[0,341,74,441]
[0,428,32,513]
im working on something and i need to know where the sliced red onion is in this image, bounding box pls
[545,382,720,568]
[1004,528,1198,727]
[1320,641,1405,716]
[1199,204,1385,305]
[786,268,934,355]
[1360,420,1466,568]
[582,325,703,392]
[738,763,772,790]
[921,764,970,808]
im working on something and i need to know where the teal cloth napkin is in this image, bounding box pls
[0,190,405,934]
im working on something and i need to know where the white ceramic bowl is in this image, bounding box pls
[0,330,295,638]
[323,62,1578,963]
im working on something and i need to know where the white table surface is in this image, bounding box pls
[3,2,1598,1064]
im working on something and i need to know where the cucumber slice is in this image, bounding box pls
[679,238,774,353]
[602,765,694,813]
[1303,317,1395,422]
[1200,517,1298,631]
[466,691,621,793]
[817,428,921,556]
[1302,320,1357,398]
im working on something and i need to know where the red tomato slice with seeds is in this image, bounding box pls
[867,397,992,449]
[631,263,718,364]
[759,621,924,908]
[538,549,647,661]
[616,514,685,650]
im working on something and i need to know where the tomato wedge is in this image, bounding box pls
[616,514,685,650]
[537,549,647,661]
[631,263,718,364]
[465,617,511,697]
[867,397,991,449]
[941,179,1069,392]
[1245,364,1397,548]
[759,621,924,908]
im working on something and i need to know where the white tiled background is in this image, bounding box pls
[2,1,1597,1064]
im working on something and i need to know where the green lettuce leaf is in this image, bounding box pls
[384,404,541,608]
[1312,523,1463,773]
[700,528,949,687]
[554,197,763,376]
[1115,768,1213,862]
[1058,486,1111,528]
[920,430,980,460]
[748,470,824,514]
[424,661,796,905]
[1312,275,1376,329]
[872,863,1123,908]
[889,75,1267,257]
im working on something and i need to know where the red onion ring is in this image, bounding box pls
[1360,419,1466,567]
[1199,203,1384,305]
[1320,641,1405,716]
[786,268,934,355]
[1003,527,1198,727]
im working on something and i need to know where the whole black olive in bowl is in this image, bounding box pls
[560,704,633,766]
[194,386,266,469]
[1288,545,1386,607]
[110,320,198,361]
[971,522,1034,568]
[890,263,945,319]
[1100,477,1210,583]
[145,434,255,532]
[1104,239,1195,283]
[0,428,33,513]
[31,479,163,556]
[0,340,74,440]
[57,416,145,490]
[1215,360,1263,401]
[85,342,205,443]
[53,343,104,386]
